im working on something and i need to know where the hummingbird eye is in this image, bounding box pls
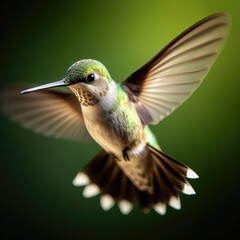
[86,73,96,83]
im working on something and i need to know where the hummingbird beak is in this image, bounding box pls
[20,79,69,94]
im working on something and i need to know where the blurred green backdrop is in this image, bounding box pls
[1,0,239,239]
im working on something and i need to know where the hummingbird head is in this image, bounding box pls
[65,59,112,106]
[21,59,113,107]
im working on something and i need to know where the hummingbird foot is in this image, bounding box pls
[122,147,130,161]
[112,154,120,161]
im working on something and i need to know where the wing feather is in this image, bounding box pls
[1,86,92,141]
[122,13,231,124]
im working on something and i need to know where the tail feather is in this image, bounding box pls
[150,146,187,200]
[82,151,138,203]
[73,145,198,215]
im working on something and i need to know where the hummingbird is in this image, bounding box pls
[2,13,230,215]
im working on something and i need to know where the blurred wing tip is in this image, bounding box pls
[1,86,92,142]
[216,12,231,22]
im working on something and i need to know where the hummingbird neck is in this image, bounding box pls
[69,84,100,107]
[98,80,119,110]
[68,79,119,111]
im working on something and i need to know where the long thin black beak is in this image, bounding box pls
[20,79,69,94]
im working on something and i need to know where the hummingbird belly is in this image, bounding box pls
[83,105,144,158]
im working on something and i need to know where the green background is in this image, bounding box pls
[1,0,239,239]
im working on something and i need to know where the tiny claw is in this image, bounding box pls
[112,154,120,161]
[123,147,130,161]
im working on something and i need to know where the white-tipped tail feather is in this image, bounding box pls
[118,200,133,215]
[169,196,181,210]
[186,169,199,179]
[73,145,199,215]
[100,195,115,211]
[182,182,196,195]
[83,184,100,198]
[153,203,166,215]
[72,172,90,186]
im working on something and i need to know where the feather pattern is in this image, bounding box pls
[122,13,231,124]
[1,87,92,141]
[74,144,198,214]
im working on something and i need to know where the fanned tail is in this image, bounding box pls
[73,145,198,215]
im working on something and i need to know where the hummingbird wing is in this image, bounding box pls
[1,87,92,141]
[122,13,231,125]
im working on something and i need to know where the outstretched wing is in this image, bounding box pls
[1,86,92,141]
[122,13,231,125]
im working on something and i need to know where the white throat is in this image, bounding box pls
[99,81,118,110]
